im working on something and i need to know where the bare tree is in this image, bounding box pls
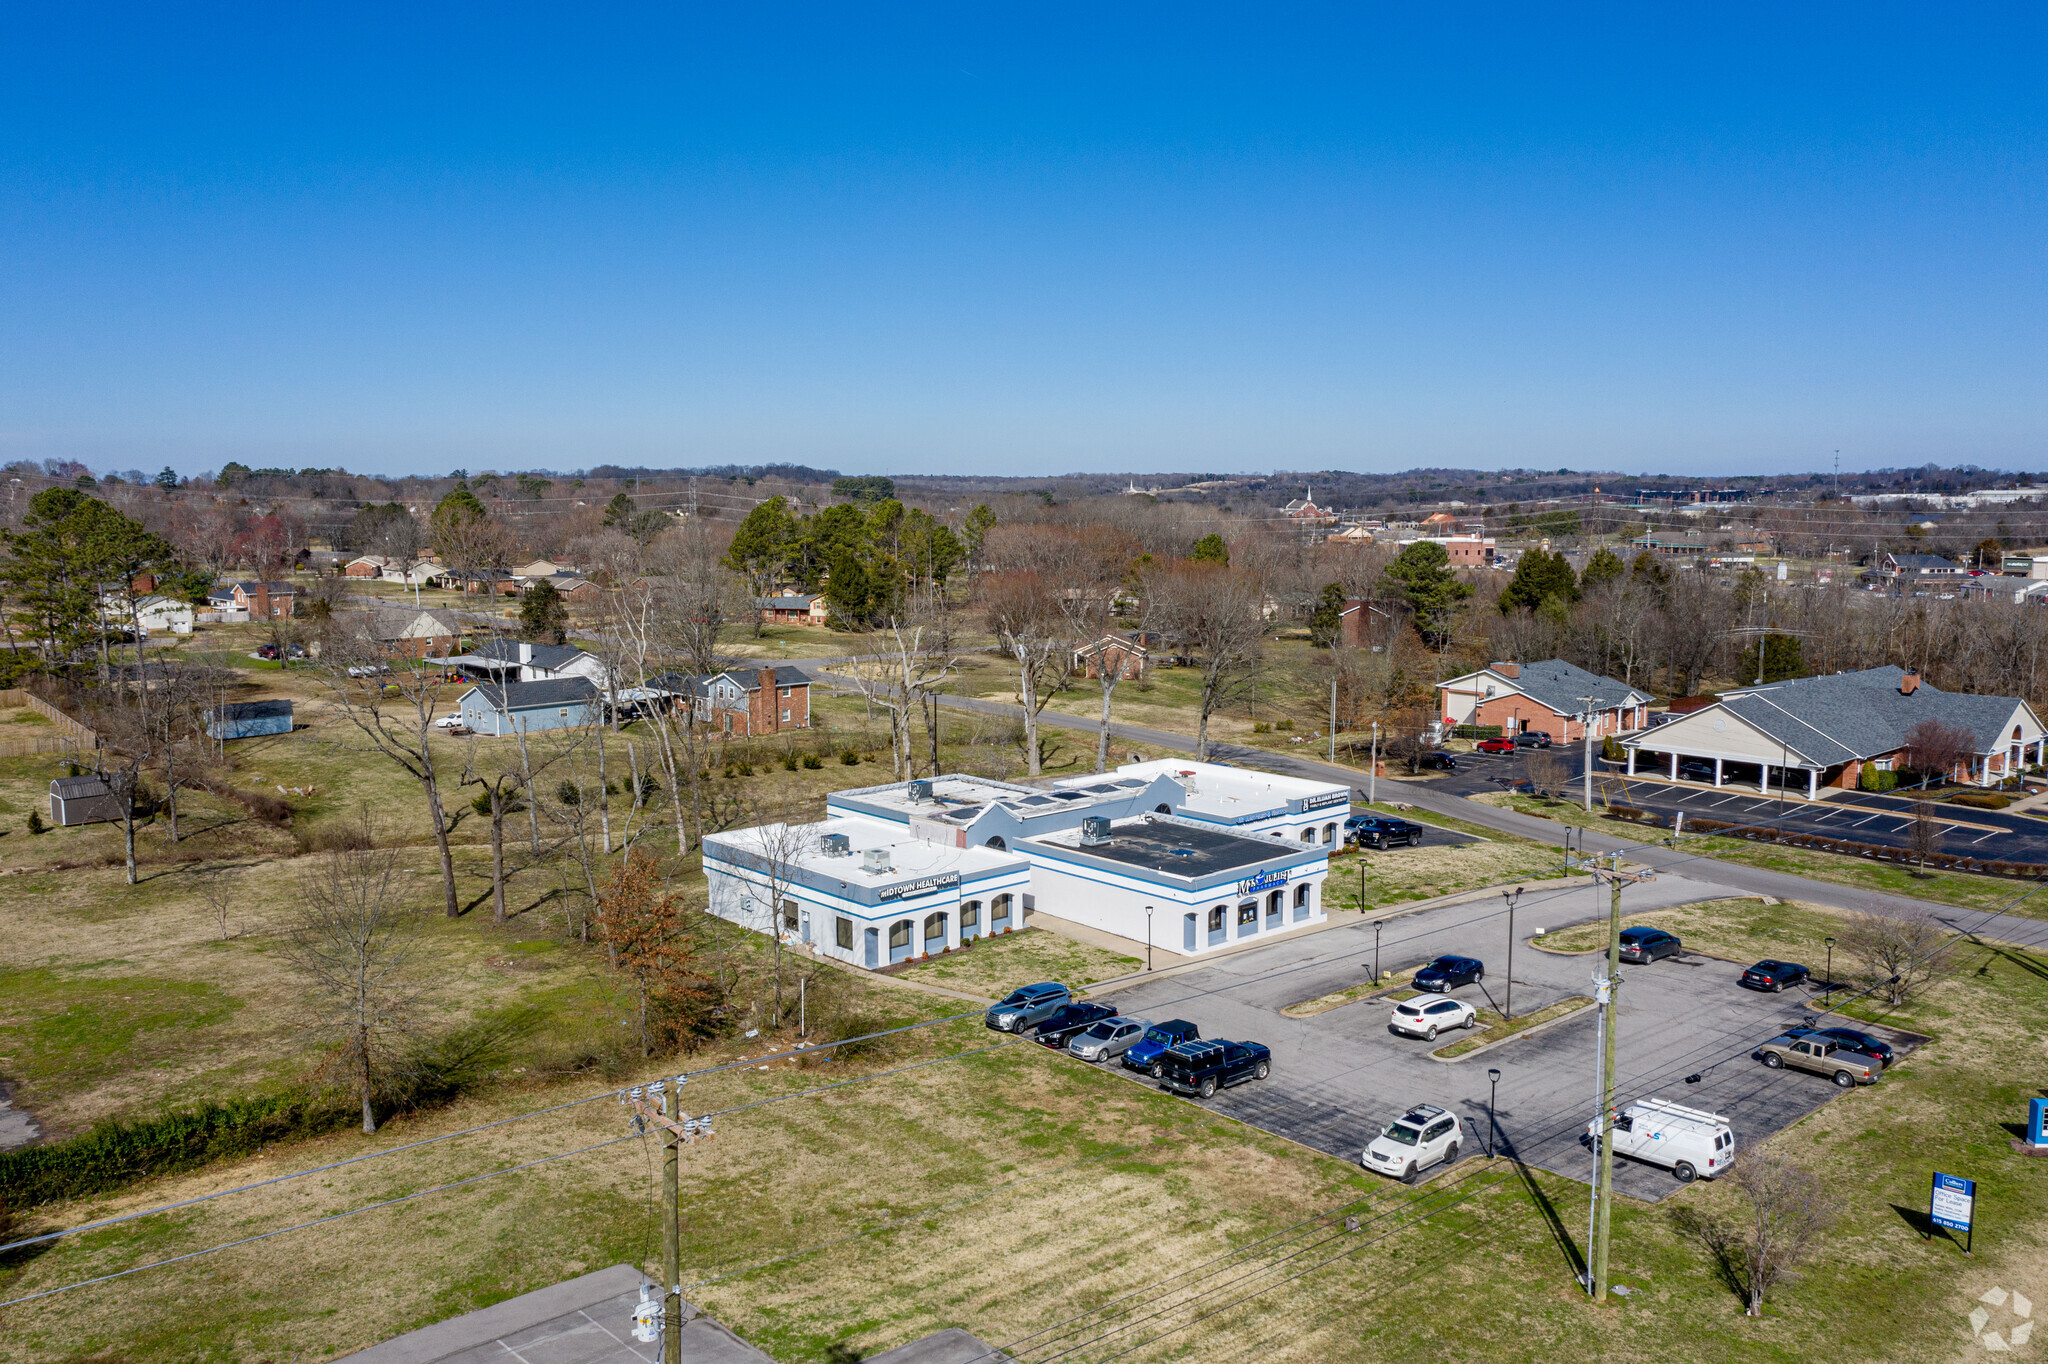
[1730,1153,1835,1317]
[1838,903,1951,1004]
[840,605,957,779]
[1149,560,1266,759]
[1908,800,1942,872]
[719,811,818,1028]
[282,840,429,1134]
[981,569,1068,777]
[1524,749,1568,798]
[459,725,583,924]
[1903,719,1978,788]
[314,618,462,917]
[197,864,237,940]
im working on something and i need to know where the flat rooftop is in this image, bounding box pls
[708,816,1025,886]
[1028,817,1296,878]
[831,773,1156,826]
[1069,759,1346,822]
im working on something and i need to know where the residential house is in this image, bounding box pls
[672,666,812,736]
[344,555,391,578]
[350,606,462,659]
[438,639,611,688]
[455,678,602,735]
[1073,632,1151,681]
[1324,524,1376,547]
[101,591,195,635]
[445,568,519,596]
[1622,665,2045,794]
[383,560,448,588]
[757,593,829,626]
[1399,534,1496,567]
[207,581,296,619]
[1437,659,1652,740]
[512,559,576,581]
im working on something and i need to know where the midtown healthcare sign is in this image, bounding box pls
[878,872,961,901]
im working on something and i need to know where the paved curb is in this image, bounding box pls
[1428,997,1597,1064]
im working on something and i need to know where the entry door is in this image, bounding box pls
[800,911,812,945]
[864,927,879,968]
[1183,913,1197,952]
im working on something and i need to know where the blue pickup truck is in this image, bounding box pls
[1157,1039,1271,1099]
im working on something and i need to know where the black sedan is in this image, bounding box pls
[1739,960,1811,993]
[1033,1002,1119,1047]
[1618,927,1682,963]
[1348,814,1424,849]
[1413,955,1484,992]
[1415,751,1458,770]
[1677,758,1717,783]
[1791,1026,1895,1067]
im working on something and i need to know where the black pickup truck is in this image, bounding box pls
[1157,1039,1271,1099]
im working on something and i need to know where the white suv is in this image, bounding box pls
[1363,1104,1463,1180]
[1389,997,1477,1041]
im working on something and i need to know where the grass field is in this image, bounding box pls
[891,926,1141,999]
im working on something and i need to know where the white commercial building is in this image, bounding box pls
[1059,759,1354,848]
[702,815,1032,969]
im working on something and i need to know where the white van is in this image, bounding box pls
[1588,1098,1735,1183]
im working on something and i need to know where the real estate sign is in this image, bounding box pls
[1931,1172,1976,1238]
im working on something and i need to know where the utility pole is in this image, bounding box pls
[1500,887,1521,1021]
[1369,721,1380,805]
[625,1080,714,1362]
[1587,852,1652,1303]
[1329,670,1338,764]
[1576,697,1597,812]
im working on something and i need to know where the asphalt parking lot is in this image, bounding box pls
[1090,872,1916,1202]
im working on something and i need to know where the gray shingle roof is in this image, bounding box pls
[1492,659,1647,715]
[1719,666,2030,763]
[469,639,583,670]
[463,677,599,711]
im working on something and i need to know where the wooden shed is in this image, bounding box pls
[49,774,124,826]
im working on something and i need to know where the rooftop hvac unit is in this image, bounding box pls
[907,779,934,803]
[820,833,850,857]
[1080,815,1113,846]
[863,847,893,874]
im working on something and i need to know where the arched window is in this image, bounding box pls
[985,835,1007,850]
[1156,803,1172,814]
[1237,901,1258,927]
[888,920,911,950]
[1207,905,1226,932]
[1266,889,1283,923]
[960,901,981,933]
[1300,828,1315,843]
[1294,883,1310,908]
[923,912,947,947]
[991,894,1013,929]
[1323,822,1337,844]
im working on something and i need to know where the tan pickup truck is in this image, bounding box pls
[1752,1033,1881,1088]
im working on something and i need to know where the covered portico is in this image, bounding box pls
[1622,705,1838,800]
[1624,741,1828,799]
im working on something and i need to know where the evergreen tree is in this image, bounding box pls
[602,492,636,526]
[1382,541,1473,648]
[724,496,799,635]
[1191,533,1229,565]
[1738,632,1806,684]
[963,504,997,562]
[1580,546,1625,592]
[1498,547,1580,614]
[155,467,181,490]
[519,579,569,645]
[1308,582,1347,647]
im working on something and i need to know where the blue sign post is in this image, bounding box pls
[1931,1172,1976,1255]
[2030,1097,2048,1149]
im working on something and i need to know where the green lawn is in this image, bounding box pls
[890,925,1141,999]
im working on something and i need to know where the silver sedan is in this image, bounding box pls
[1068,1016,1151,1063]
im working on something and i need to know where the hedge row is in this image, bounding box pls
[0,1089,353,1210]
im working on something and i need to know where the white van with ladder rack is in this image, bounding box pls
[1588,1098,1735,1183]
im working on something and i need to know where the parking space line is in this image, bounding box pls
[1851,813,1881,828]
[1889,821,1914,834]
[1710,794,1744,808]
[1972,830,2000,845]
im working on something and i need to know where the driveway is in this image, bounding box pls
[1087,872,1919,1202]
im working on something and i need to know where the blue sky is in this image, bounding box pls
[3,4,2045,479]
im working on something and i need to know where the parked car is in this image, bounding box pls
[1789,1026,1895,1067]
[1588,1098,1734,1183]
[1618,927,1683,963]
[1347,814,1423,849]
[1157,1039,1270,1099]
[1646,712,1679,728]
[346,663,391,678]
[1068,1016,1150,1063]
[1753,1033,1881,1086]
[1122,1019,1200,1076]
[1416,751,1458,770]
[1475,737,1517,755]
[433,712,467,729]
[1389,997,1477,1040]
[1513,730,1553,749]
[1677,758,1717,783]
[1034,1002,1120,1048]
[1413,955,1485,992]
[1739,960,1811,993]
[985,982,1072,1033]
[255,643,280,660]
[1362,1104,1463,1180]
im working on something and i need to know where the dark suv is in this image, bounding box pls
[1415,751,1458,770]
[1739,960,1811,993]
[1618,927,1682,963]
[1157,1040,1271,1099]
[1034,1002,1120,1047]
[1347,814,1423,849]
[1414,955,1484,992]
[1512,731,1552,749]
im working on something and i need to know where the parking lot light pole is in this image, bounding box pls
[1369,721,1380,805]
[1501,888,1522,1021]
[1824,935,1835,1005]
[1576,697,1598,812]
[1146,905,1154,972]
[1487,1068,1502,1158]
[1373,918,1385,983]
